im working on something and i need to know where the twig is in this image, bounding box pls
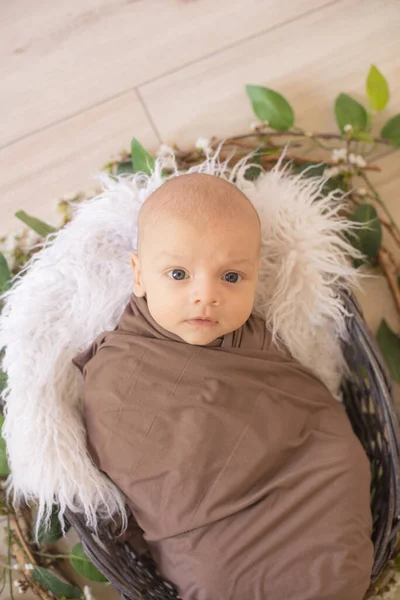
[35,552,74,561]
[7,515,15,600]
[380,215,400,248]
[223,130,393,146]
[0,561,15,571]
[7,510,54,600]
[360,172,400,242]
[379,249,400,315]
[177,142,381,171]
[381,244,400,276]
[344,192,400,315]
[350,192,400,252]
[232,150,380,170]
[9,511,35,565]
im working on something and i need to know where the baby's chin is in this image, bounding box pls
[177,325,224,346]
[180,334,221,346]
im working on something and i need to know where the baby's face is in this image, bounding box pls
[131,216,261,346]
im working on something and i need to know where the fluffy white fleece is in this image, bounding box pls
[0,146,362,534]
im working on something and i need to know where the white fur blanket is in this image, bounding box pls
[0,147,361,534]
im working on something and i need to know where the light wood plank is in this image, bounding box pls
[0,0,336,147]
[0,90,158,235]
[140,0,400,147]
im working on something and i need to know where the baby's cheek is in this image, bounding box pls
[235,295,254,321]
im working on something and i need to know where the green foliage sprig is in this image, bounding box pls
[0,63,399,600]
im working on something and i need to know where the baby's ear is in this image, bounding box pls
[130,252,138,272]
[130,253,146,297]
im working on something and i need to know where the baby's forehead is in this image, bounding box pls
[148,216,257,258]
[158,172,232,192]
[149,208,251,238]
[138,173,261,256]
[147,174,254,217]
[150,174,235,209]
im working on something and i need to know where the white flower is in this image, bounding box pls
[14,580,25,594]
[0,232,19,270]
[249,121,264,131]
[21,229,40,249]
[24,563,34,570]
[2,232,18,254]
[157,144,175,158]
[348,153,366,168]
[156,144,176,169]
[195,137,212,153]
[344,124,353,132]
[83,585,93,600]
[331,148,348,163]
[323,166,340,178]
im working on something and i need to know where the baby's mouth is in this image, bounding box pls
[186,317,218,327]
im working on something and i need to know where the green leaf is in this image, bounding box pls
[366,65,389,111]
[291,162,347,195]
[0,415,10,477]
[70,543,108,582]
[291,162,328,178]
[0,371,7,394]
[34,505,70,544]
[352,131,375,143]
[245,85,294,131]
[365,109,373,133]
[0,253,11,292]
[116,161,134,175]
[32,567,81,599]
[381,114,400,147]
[334,93,368,133]
[131,138,155,176]
[14,212,57,237]
[348,203,382,259]
[244,151,263,182]
[376,319,400,383]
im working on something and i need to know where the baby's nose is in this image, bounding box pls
[191,280,220,306]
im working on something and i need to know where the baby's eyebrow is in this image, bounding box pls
[156,252,184,260]
[156,252,253,266]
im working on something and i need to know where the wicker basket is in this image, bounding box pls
[65,290,400,600]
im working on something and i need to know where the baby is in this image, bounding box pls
[130,172,261,346]
[74,173,373,600]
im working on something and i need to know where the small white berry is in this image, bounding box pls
[195,137,212,153]
[332,148,348,163]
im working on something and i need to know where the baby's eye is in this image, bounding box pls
[167,269,188,281]
[223,272,241,284]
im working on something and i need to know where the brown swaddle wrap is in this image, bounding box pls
[73,294,373,600]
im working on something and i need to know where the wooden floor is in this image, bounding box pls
[1,1,400,598]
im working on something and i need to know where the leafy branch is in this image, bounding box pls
[0,63,399,600]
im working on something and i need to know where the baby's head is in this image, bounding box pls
[130,173,261,345]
